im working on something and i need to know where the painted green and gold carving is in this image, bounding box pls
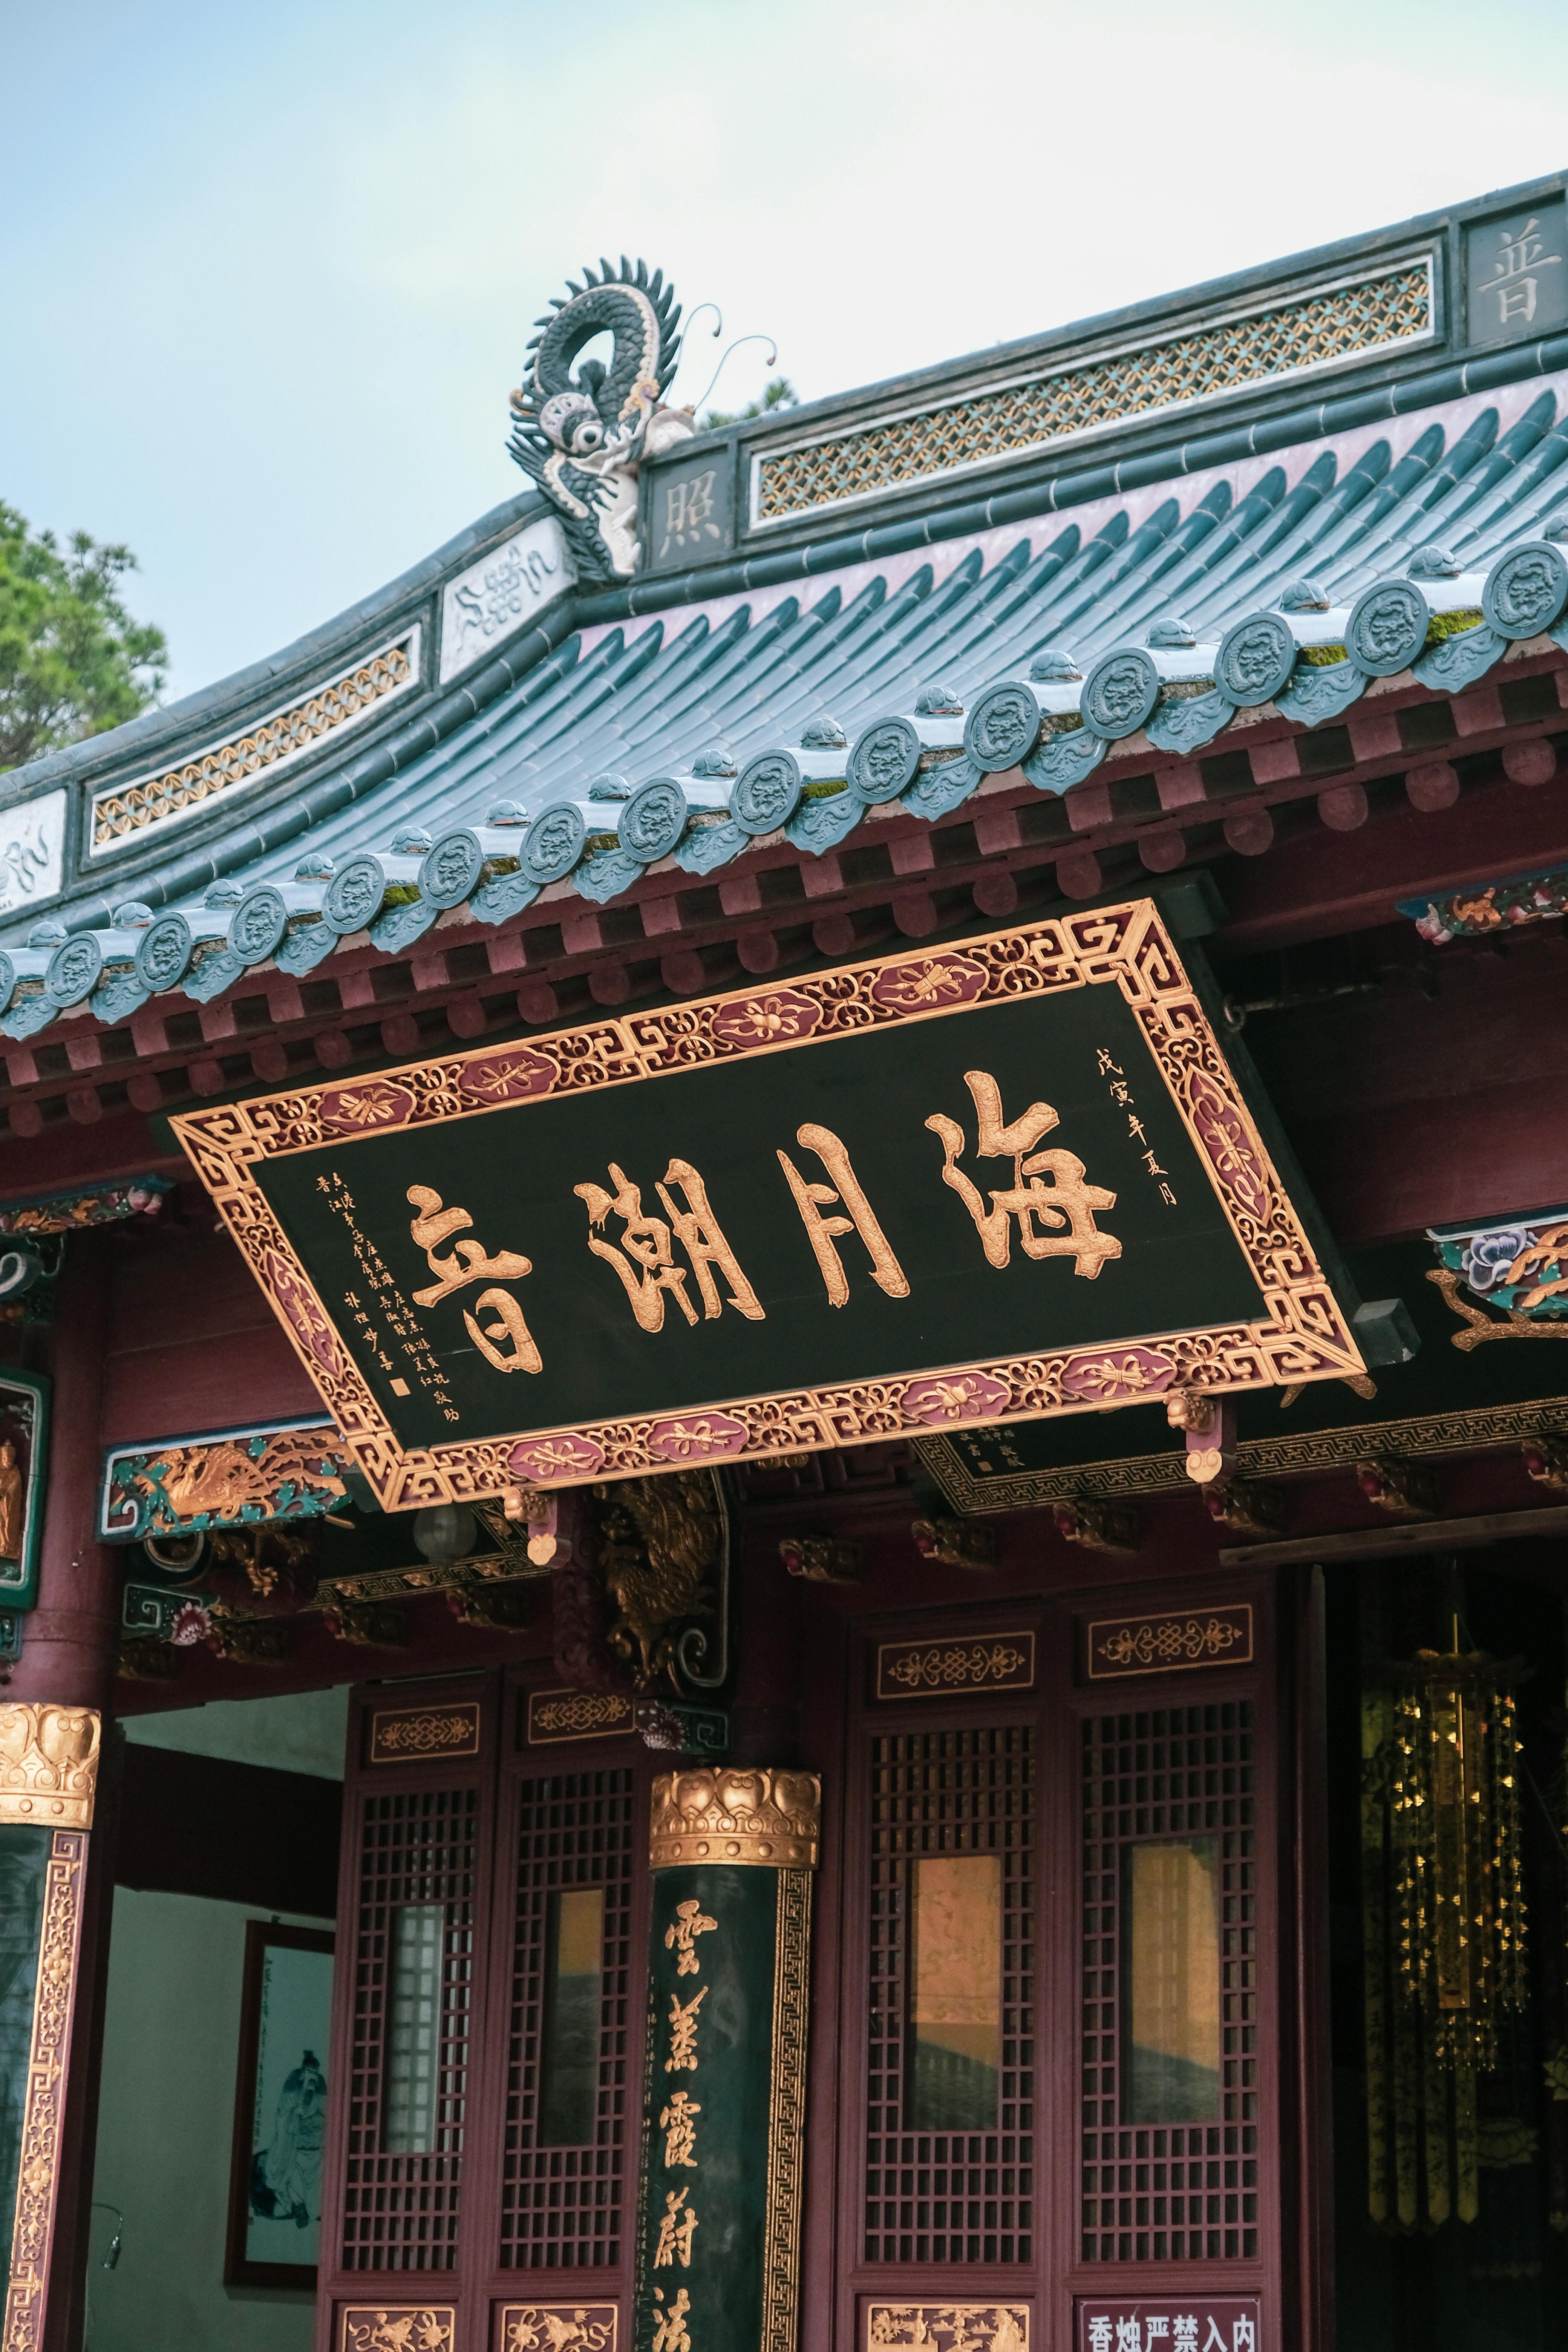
[101,1418,349,1542]
[169,904,1364,1510]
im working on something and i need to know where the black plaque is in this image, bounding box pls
[173,907,1364,1508]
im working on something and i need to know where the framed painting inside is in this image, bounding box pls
[225,1920,335,2288]
[0,1367,50,1612]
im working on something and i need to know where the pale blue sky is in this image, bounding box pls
[3,0,1566,701]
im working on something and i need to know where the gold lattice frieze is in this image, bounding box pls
[755,262,1432,523]
[89,632,419,851]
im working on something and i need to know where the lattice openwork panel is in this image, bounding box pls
[500,1768,635,2269]
[90,639,415,847]
[865,1726,1034,2264]
[756,263,1431,522]
[343,1787,478,2271]
[1081,1704,1257,2263]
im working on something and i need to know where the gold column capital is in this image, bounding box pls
[0,1704,101,1830]
[650,1766,821,1870]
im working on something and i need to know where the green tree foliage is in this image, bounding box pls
[0,504,167,772]
[700,375,800,432]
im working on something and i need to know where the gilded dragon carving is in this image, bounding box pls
[597,1471,720,1690]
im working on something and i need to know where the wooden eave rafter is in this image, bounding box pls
[2,645,1565,1154]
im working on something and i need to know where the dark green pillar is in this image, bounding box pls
[635,1770,819,2352]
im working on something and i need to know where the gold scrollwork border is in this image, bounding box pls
[3,1830,87,2352]
[917,1391,1568,1514]
[170,902,1364,1508]
[763,1870,813,2352]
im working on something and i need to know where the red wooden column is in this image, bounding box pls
[4,1226,122,2352]
[15,1224,120,1712]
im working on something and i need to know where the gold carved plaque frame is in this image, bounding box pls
[170,902,1363,1508]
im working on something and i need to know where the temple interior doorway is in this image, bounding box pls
[84,1686,348,2352]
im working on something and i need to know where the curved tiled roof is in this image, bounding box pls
[7,381,1568,1044]
[7,175,1568,1051]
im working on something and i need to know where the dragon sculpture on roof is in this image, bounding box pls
[507,257,695,585]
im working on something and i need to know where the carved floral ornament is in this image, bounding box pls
[170,904,1366,1514]
[649,1767,822,1869]
[0,1704,101,1829]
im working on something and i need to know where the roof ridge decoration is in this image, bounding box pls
[751,255,1436,528]
[88,629,420,856]
[506,257,697,583]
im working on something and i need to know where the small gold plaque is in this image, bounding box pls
[367,1699,481,1766]
[526,1687,636,1745]
[1084,1602,1253,1681]
[876,1631,1035,1702]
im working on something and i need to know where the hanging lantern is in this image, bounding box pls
[1388,1648,1530,2073]
[1363,1625,1530,2233]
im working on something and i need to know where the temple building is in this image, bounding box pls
[5,170,1568,2352]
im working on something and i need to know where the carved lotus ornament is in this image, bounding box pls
[649,1765,821,1869]
[0,1703,102,1828]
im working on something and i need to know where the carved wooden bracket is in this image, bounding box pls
[1522,1433,1568,1491]
[1201,1478,1288,1538]
[1053,1498,1141,1557]
[911,1516,995,1571]
[779,1534,862,1583]
[1358,1456,1440,1518]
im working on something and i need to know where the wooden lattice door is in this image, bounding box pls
[318,1672,652,2352]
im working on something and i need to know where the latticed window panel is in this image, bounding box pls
[343,1787,478,2271]
[1081,1704,1257,2263]
[756,264,1431,523]
[500,1768,635,2269]
[865,1726,1034,2265]
[90,640,414,845]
